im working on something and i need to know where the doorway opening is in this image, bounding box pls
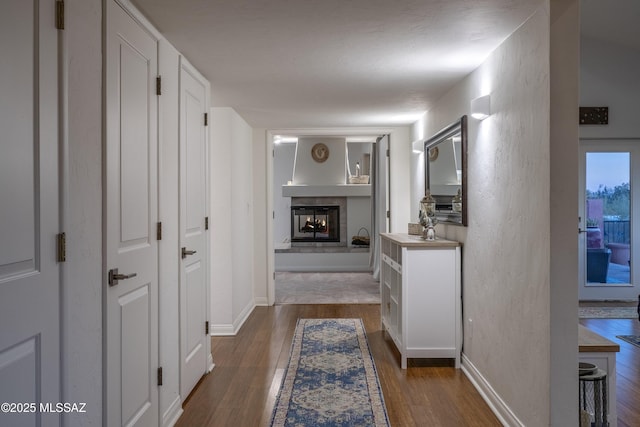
[268,131,390,304]
[579,141,638,301]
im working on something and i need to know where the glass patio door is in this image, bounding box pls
[579,141,639,300]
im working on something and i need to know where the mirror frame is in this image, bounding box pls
[424,115,468,226]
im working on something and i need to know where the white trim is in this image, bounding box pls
[113,0,163,41]
[461,353,524,427]
[210,324,235,336]
[161,395,183,427]
[254,297,269,306]
[270,127,395,137]
[210,303,256,336]
[233,300,255,333]
[275,265,373,273]
[207,354,215,373]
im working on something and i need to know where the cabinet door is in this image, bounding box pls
[405,248,456,350]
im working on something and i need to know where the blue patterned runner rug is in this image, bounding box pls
[270,318,390,427]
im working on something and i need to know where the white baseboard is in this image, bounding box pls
[210,323,235,336]
[254,296,269,306]
[276,265,373,272]
[233,300,254,333]
[210,302,256,336]
[162,395,183,427]
[461,353,524,427]
[207,354,215,373]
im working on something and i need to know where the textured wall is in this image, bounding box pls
[550,0,579,424]
[580,36,640,139]
[411,4,553,424]
[158,38,181,422]
[64,0,103,425]
[210,108,236,329]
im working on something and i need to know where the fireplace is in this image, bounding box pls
[291,206,340,242]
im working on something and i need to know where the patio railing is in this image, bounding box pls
[603,220,630,244]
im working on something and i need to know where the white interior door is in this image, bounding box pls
[179,59,209,400]
[0,1,60,426]
[105,1,159,426]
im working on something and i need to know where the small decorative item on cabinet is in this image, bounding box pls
[419,191,437,240]
[452,188,462,213]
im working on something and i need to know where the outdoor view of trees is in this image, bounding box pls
[587,183,630,220]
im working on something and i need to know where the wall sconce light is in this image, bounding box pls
[471,94,491,120]
[412,140,424,154]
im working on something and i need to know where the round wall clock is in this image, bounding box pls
[429,146,439,162]
[311,143,330,163]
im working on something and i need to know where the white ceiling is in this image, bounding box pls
[130,0,543,129]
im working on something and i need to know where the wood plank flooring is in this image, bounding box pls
[176,304,501,426]
[579,316,640,427]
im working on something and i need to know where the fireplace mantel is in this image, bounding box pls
[282,184,371,198]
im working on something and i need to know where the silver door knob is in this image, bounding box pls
[108,268,137,286]
[182,247,197,259]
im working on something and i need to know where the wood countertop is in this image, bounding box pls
[579,324,620,353]
[380,233,460,248]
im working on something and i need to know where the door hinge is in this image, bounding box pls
[205,217,209,230]
[157,222,162,240]
[205,321,209,335]
[55,0,65,30]
[56,232,66,262]
[156,76,162,96]
[272,211,275,219]
[386,210,390,218]
[204,112,208,126]
[273,272,276,280]
[157,367,163,386]
[386,149,390,157]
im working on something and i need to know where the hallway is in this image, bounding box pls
[176,304,500,426]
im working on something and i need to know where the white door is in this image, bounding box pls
[0,1,60,426]
[579,140,640,300]
[179,59,209,399]
[105,1,159,426]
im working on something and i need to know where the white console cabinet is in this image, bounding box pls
[380,233,461,369]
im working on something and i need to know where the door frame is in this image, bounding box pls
[579,139,640,300]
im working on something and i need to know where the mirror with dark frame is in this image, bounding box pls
[424,115,467,226]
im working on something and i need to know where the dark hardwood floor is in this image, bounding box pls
[176,304,501,426]
[579,316,640,427]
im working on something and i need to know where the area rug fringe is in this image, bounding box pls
[270,318,390,427]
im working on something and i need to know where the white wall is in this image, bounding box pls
[410,4,562,425]
[158,39,182,424]
[273,143,297,245]
[63,1,102,425]
[550,0,580,424]
[253,128,270,305]
[210,108,256,334]
[580,36,640,139]
[389,127,411,232]
[293,137,346,185]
